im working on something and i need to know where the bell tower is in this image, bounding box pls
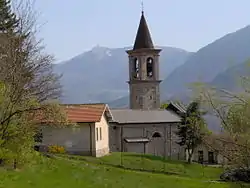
[126,11,162,110]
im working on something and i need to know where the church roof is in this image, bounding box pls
[167,102,187,114]
[133,11,154,50]
[110,109,181,124]
[63,104,108,123]
[34,103,113,124]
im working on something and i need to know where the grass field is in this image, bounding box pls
[69,152,223,179]
[0,152,245,188]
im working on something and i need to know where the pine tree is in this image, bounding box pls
[0,0,19,32]
[176,100,208,164]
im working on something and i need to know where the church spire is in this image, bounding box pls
[133,10,154,50]
[127,8,161,110]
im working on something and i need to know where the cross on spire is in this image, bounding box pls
[133,5,154,50]
[141,0,144,14]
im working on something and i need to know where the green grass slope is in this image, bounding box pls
[67,152,223,180]
[0,152,240,188]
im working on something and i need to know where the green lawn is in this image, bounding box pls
[69,152,223,179]
[0,152,244,188]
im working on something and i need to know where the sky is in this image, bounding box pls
[33,0,250,63]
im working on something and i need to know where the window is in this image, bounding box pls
[139,96,143,107]
[152,132,161,138]
[99,127,102,140]
[133,58,139,78]
[146,57,153,77]
[96,128,98,141]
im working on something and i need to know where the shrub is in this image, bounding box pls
[48,145,65,154]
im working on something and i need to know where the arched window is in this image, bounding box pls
[152,132,161,138]
[146,57,153,77]
[133,58,139,78]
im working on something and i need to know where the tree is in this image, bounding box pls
[0,0,66,168]
[160,103,169,109]
[0,0,19,32]
[176,100,208,164]
[191,75,250,169]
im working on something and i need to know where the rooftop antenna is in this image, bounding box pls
[141,0,144,14]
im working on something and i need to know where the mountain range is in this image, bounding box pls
[161,25,250,102]
[94,25,250,108]
[53,25,250,131]
[54,46,192,104]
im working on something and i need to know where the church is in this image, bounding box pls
[109,10,184,159]
[39,11,185,160]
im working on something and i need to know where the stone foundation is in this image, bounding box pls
[67,150,92,156]
[69,148,109,157]
[95,147,109,157]
[37,143,110,158]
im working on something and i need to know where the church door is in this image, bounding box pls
[208,151,214,164]
[148,132,165,157]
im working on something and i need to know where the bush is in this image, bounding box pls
[48,145,65,154]
[220,168,250,182]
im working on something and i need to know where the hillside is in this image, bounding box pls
[211,60,250,91]
[0,153,229,188]
[108,95,129,108]
[160,25,250,101]
[54,46,192,104]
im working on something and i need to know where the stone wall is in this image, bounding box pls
[41,124,94,155]
[109,122,185,160]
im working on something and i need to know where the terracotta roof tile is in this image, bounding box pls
[64,104,106,123]
[35,103,109,124]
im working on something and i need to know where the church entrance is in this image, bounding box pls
[148,132,165,157]
[208,151,214,164]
